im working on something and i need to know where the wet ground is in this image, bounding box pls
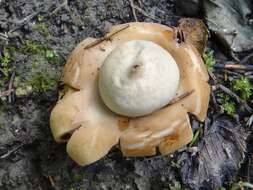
[0,0,252,190]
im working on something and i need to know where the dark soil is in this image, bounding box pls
[0,0,252,190]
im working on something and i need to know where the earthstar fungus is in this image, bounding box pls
[50,22,210,166]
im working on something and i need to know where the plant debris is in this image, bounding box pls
[180,116,250,189]
[178,18,209,55]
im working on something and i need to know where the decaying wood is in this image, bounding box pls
[178,18,209,55]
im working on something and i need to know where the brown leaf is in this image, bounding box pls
[178,18,209,55]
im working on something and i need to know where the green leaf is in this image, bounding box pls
[189,128,201,147]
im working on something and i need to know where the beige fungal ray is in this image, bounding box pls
[120,102,192,157]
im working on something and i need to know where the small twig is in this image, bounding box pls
[224,69,228,81]
[241,51,253,64]
[245,71,253,76]
[132,5,160,22]
[218,84,253,113]
[8,71,15,103]
[208,70,217,82]
[0,89,14,97]
[128,0,138,21]
[247,114,253,127]
[137,0,142,6]
[0,144,23,159]
[167,89,195,106]
[214,63,253,71]
[83,24,130,49]
[0,32,8,41]
[230,51,240,62]
[8,72,15,90]
[51,0,69,15]
[8,11,41,33]
[222,70,242,77]
[211,91,220,111]
[48,176,55,187]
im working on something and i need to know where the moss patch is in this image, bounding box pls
[232,76,252,101]
[203,48,215,72]
[0,47,15,89]
[14,40,62,95]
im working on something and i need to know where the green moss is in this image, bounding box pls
[27,72,58,92]
[232,76,252,101]
[14,75,32,96]
[34,15,50,37]
[217,92,236,116]
[13,40,62,95]
[45,50,55,59]
[223,101,236,116]
[27,57,59,93]
[15,69,58,94]
[14,55,60,95]
[0,47,15,89]
[0,48,11,76]
[22,40,59,62]
[23,40,45,54]
[203,48,215,72]
[37,15,44,22]
[34,23,50,37]
[0,48,11,67]
[45,49,60,63]
[72,174,82,182]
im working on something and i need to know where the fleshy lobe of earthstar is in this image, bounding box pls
[98,40,180,117]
